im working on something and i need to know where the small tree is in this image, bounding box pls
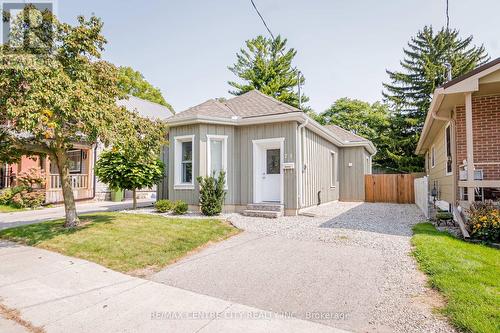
[95,149,164,209]
[197,171,226,216]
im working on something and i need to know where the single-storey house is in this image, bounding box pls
[158,90,376,216]
[0,96,173,203]
[416,57,500,211]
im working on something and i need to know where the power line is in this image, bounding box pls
[250,0,276,41]
[446,0,450,31]
[249,0,303,109]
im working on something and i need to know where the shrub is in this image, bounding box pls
[466,201,500,242]
[11,190,45,209]
[16,168,46,189]
[155,199,173,213]
[0,188,13,205]
[436,212,453,221]
[172,200,188,215]
[196,171,226,216]
[0,186,29,206]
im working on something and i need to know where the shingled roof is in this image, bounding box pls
[323,124,369,143]
[168,90,301,122]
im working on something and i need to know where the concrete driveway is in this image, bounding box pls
[152,202,456,333]
[0,240,345,333]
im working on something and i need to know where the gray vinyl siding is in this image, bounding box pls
[302,128,340,207]
[163,121,297,209]
[167,125,201,204]
[157,146,169,199]
[199,124,236,204]
[339,147,369,201]
[237,122,298,209]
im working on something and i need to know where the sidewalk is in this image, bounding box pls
[0,199,154,230]
[0,240,347,333]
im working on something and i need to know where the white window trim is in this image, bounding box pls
[444,123,453,176]
[431,145,436,168]
[330,151,337,188]
[174,135,195,190]
[206,134,228,190]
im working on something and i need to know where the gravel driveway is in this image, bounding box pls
[152,202,456,333]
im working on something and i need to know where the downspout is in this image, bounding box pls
[91,143,97,200]
[297,119,308,209]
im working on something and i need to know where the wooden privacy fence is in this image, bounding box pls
[365,174,415,203]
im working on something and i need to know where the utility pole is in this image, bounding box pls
[297,71,302,110]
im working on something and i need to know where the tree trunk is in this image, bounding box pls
[55,150,80,228]
[132,188,137,210]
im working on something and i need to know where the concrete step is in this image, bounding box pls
[242,209,282,219]
[246,203,284,212]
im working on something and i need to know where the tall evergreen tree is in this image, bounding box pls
[228,35,307,109]
[383,26,488,172]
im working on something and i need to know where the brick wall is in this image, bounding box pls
[455,94,500,181]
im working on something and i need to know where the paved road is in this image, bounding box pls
[152,202,456,333]
[0,199,154,230]
[0,240,346,333]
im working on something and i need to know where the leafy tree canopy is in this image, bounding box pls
[228,35,307,109]
[317,98,392,170]
[118,66,173,112]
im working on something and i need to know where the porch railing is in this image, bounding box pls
[49,174,89,189]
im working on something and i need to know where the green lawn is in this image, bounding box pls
[0,204,25,213]
[412,223,500,333]
[0,212,239,274]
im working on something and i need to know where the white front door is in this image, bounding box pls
[253,139,283,203]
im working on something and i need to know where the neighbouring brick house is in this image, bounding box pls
[1,96,173,203]
[416,57,500,211]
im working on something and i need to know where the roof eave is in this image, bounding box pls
[167,112,377,154]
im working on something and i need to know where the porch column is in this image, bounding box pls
[465,92,474,203]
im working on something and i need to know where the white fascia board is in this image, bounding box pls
[167,112,376,154]
[416,63,500,155]
[416,89,445,154]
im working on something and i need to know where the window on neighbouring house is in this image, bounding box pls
[445,124,452,174]
[431,145,436,168]
[330,151,337,187]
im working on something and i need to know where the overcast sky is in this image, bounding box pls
[60,0,499,113]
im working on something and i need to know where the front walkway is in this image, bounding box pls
[0,240,345,333]
[153,202,456,333]
[0,199,154,230]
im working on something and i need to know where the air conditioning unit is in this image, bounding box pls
[459,170,467,180]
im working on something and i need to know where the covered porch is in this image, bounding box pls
[44,145,95,204]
